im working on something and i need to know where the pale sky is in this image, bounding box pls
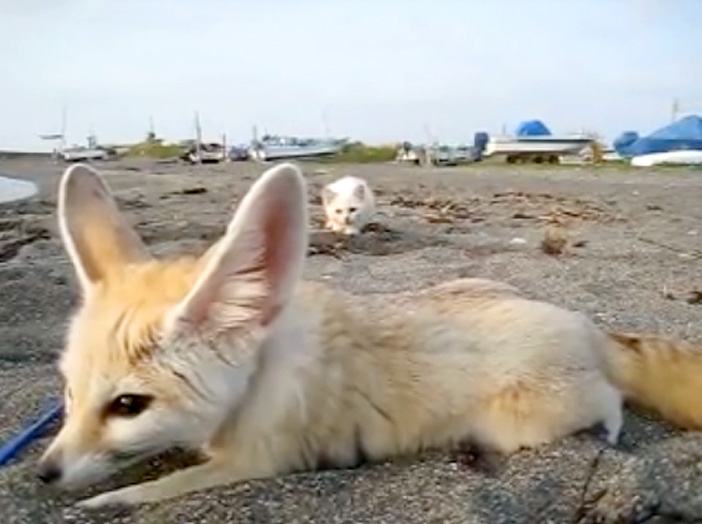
[1,0,700,151]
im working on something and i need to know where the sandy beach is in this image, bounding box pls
[0,157,700,523]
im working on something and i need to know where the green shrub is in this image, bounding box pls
[321,142,397,163]
[124,137,186,159]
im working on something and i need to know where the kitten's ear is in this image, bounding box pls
[353,182,366,200]
[58,163,150,293]
[321,186,336,207]
[168,163,308,336]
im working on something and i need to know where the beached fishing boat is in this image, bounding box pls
[427,144,474,166]
[424,137,486,166]
[60,146,111,162]
[630,150,702,167]
[615,115,702,161]
[396,142,424,165]
[484,134,594,163]
[248,135,347,161]
[483,120,593,163]
[180,142,226,164]
[58,134,115,162]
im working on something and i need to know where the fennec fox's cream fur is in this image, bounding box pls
[37,162,702,508]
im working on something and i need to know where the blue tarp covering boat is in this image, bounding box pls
[516,120,551,137]
[615,115,702,157]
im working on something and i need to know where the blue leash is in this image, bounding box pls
[0,398,63,468]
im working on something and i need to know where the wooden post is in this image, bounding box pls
[195,111,202,164]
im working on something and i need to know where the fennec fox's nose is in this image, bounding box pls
[37,459,62,484]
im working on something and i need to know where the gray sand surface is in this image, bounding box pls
[0,158,700,523]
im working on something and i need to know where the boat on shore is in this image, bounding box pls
[616,115,702,166]
[179,141,226,164]
[248,135,347,162]
[484,134,594,163]
[57,134,115,162]
[631,150,702,167]
[59,146,112,162]
[483,119,594,163]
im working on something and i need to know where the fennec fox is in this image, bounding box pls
[37,163,702,508]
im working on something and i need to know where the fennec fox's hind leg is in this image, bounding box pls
[473,375,623,454]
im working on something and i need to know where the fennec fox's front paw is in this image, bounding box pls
[76,459,272,508]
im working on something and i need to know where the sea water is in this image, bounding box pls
[0,175,38,204]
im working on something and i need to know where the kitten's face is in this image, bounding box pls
[322,179,371,236]
[327,199,362,234]
[333,202,359,226]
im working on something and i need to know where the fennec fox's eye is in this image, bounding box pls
[335,208,342,214]
[348,207,357,213]
[106,394,153,418]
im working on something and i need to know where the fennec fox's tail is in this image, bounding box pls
[605,332,702,429]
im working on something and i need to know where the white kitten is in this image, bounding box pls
[321,176,376,235]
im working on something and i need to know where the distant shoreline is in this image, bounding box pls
[0,151,52,160]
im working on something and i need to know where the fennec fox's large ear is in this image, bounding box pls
[58,163,150,293]
[169,163,308,334]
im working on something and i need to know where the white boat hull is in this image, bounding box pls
[60,148,109,162]
[631,150,702,167]
[484,135,592,157]
[250,144,344,162]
